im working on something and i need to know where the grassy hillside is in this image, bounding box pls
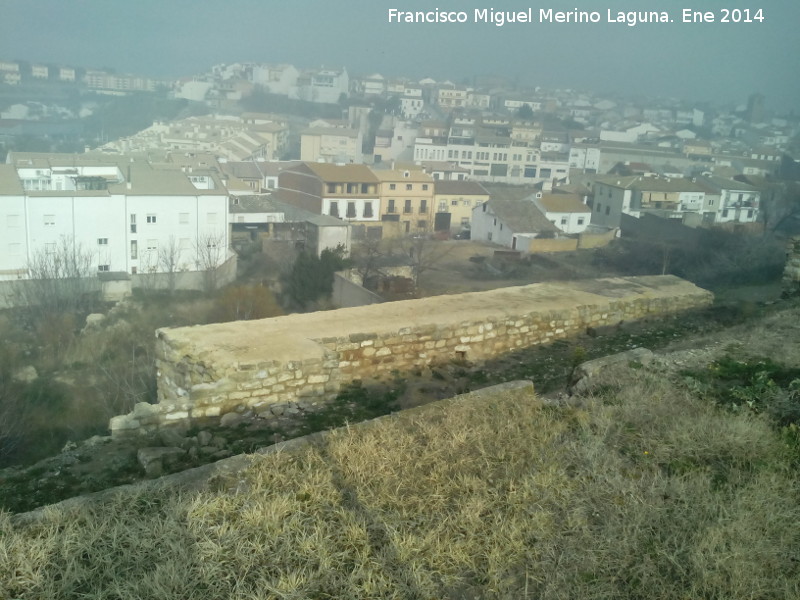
[2,353,798,598]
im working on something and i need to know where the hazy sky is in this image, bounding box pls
[1,0,798,113]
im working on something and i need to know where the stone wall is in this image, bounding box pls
[110,275,713,437]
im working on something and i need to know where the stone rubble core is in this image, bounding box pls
[109,275,713,438]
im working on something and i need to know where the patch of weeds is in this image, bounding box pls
[682,354,800,443]
[297,381,403,436]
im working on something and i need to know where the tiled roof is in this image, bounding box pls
[536,193,590,214]
[486,196,559,234]
[434,180,489,195]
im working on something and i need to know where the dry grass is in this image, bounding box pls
[2,367,798,599]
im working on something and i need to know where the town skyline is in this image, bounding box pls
[1,0,798,114]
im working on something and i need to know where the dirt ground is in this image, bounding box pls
[417,241,649,296]
[415,240,784,305]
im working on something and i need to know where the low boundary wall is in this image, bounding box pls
[110,275,713,437]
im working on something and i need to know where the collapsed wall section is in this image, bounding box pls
[110,275,713,437]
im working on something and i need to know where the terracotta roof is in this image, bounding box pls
[301,162,379,183]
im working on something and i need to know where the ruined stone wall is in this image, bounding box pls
[110,275,713,437]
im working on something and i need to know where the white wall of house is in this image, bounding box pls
[717,189,760,223]
[0,191,229,281]
[569,146,601,172]
[322,197,380,221]
[544,210,590,234]
[470,202,515,247]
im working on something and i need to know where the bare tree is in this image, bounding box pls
[195,232,226,292]
[350,236,388,287]
[397,235,456,287]
[10,235,98,318]
[158,235,184,294]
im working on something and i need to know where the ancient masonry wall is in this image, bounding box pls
[782,236,800,296]
[110,275,713,437]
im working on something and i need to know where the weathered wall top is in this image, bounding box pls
[159,275,708,366]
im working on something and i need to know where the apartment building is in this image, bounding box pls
[300,127,361,164]
[591,175,713,227]
[278,163,379,233]
[1,153,230,280]
[372,169,435,235]
[413,119,570,186]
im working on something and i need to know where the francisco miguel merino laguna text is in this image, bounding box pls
[387,8,676,27]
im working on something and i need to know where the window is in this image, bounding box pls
[406,183,412,191]
[327,183,336,193]
[7,214,20,227]
[179,212,189,225]
[363,202,373,218]
[493,218,497,226]
[417,220,427,228]
[346,202,356,218]
[389,183,396,190]
[147,214,157,224]
[98,264,110,272]
[747,209,753,218]
[577,217,585,225]
[488,232,493,241]
[130,214,137,233]
[605,206,610,215]
[130,241,138,259]
[451,200,458,206]
[146,239,158,252]
[361,184,369,194]
[596,203,602,212]
[422,184,429,191]
[329,201,339,217]
[404,199,412,214]
[419,200,428,214]
[98,238,108,245]
[723,209,729,218]
[43,214,55,226]
[560,217,567,225]
[388,199,396,213]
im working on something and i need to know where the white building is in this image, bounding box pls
[400,96,424,118]
[470,194,560,251]
[297,67,349,104]
[0,154,230,281]
[532,193,592,234]
[569,145,601,172]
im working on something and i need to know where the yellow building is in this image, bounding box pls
[433,180,490,231]
[372,168,435,236]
